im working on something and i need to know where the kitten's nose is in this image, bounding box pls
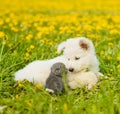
[69,68,74,72]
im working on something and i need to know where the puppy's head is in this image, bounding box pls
[51,62,67,76]
[57,37,96,73]
[57,37,95,55]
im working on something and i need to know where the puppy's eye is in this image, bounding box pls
[75,57,80,60]
[68,58,70,61]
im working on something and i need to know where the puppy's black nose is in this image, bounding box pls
[69,68,74,72]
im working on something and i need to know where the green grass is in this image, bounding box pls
[0,34,120,114]
[0,0,120,113]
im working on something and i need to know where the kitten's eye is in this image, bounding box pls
[56,68,60,71]
[75,57,80,60]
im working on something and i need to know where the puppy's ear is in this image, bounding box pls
[57,41,66,54]
[79,39,90,50]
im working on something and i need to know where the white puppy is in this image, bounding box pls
[57,37,102,89]
[15,37,102,89]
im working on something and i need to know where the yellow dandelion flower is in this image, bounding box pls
[93,85,98,89]
[25,52,30,57]
[100,50,105,56]
[15,95,19,99]
[107,74,112,77]
[25,100,32,107]
[0,19,4,25]
[40,39,45,43]
[33,23,38,27]
[110,29,118,34]
[94,44,98,48]
[49,25,54,31]
[3,41,6,45]
[18,83,23,87]
[107,56,111,60]
[8,43,13,48]
[0,31,5,38]
[117,54,120,61]
[11,27,19,32]
[35,84,41,89]
[76,34,81,37]
[27,48,31,52]
[26,34,33,40]
[117,65,120,68]
[106,38,112,41]
[67,29,72,34]
[5,18,10,23]
[87,34,96,39]
[63,103,68,111]
[48,42,53,46]
[108,42,114,46]
[9,23,13,28]
[17,81,21,84]
[37,32,42,39]
[13,20,18,26]
[59,30,64,34]
[21,91,25,95]
[30,45,35,49]
[118,69,120,73]
[117,64,120,72]
[13,50,17,55]
[21,27,26,31]
[96,26,101,30]
[84,24,92,31]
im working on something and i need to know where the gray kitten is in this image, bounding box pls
[45,62,67,95]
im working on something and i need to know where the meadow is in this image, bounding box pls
[0,0,120,113]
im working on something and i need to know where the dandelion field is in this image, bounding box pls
[0,0,120,113]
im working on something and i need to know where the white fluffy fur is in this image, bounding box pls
[15,56,66,86]
[67,71,98,89]
[15,37,102,89]
[45,88,54,93]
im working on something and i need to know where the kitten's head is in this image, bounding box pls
[51,62,67,77]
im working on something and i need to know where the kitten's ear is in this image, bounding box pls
[57,41,66,54]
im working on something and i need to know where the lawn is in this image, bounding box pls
[0,0,120,113]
